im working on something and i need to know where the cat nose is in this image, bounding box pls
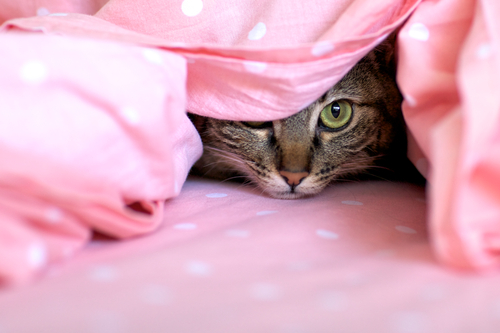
[279,170,309,187]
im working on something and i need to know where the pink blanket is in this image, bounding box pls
[0,0,498,284]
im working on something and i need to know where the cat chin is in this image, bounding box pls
[263,188,319,200]
[257,178,326,199]
[264,191,306,200]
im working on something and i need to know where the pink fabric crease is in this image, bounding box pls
[0,32,200,284]
[398,0,500,268]
[0,0,499,284]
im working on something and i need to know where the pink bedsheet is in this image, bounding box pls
[0,178,499,332]
[0,0,499,286]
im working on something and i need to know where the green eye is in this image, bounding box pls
[319,100,353,130]
[244,121,272,128]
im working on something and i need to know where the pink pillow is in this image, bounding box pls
[0,32,200,284]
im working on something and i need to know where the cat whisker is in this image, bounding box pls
[220,175,248,183]
[197,160,235,178]
[206,146,258,166]
[331,178,358,184]
[233,177,261,192]
[205,147,247,166]
[205,147,256,173]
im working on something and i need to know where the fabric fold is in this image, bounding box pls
[0,33,200,284]
[5,0,500,283]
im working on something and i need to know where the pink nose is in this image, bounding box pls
[279,170,309,187]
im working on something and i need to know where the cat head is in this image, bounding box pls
[191,38,406,199]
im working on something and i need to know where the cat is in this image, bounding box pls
[189,35,419,199]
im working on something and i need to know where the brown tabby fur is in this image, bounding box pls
[189,35,413,199]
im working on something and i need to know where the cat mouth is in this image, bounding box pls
[268,191,311,200]
[263,185,320,200]
[255,173,328,199]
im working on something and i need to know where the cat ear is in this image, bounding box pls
[373,28,400,78]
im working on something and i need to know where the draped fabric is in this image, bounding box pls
[0,0,498,284]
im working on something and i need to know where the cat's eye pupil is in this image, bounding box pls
[319,100,353,130]
[331,103,341,118]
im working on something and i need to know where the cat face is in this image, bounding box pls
[191,40,406,199]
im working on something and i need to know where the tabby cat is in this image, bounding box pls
[190,36,416,199]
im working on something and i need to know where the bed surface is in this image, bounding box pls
[1,178,499,332]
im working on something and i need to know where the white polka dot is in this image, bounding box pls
[27,243,47,268]
[415,158,429,177]
[408,23,429,41]
[477,42,493,59]
[206,193,227,198]
[20,61,48,84]
[405,94,417,107]
[390,311,428,333]
[49,13,68,17]
[142,48,163,65]
[256,210,278,216]
[243,61,267,73]
[88,265,117,282]
[311,41,335,57]
[395,225,417,234]
[120,107,141,125]
[225,229,250,238]
[316,229,339,240]
[173,223,197,230]
[185,261,212,276]
[318,291,346,311]
[248,22,267,41]
[341,200,363,206]
[37,7,50,16]
[250,283,281,301]
[44,207,63,224]
[181,0,203,17]
[140,284,172,305]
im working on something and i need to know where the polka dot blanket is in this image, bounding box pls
[3,178,500,332]
[0,0,500,328]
